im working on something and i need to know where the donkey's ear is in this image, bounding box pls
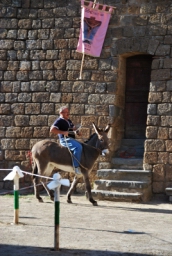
[104,123,111,133]
[92,122,101,134]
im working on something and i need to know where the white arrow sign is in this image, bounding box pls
[47,173,70,190]
[3,166,24,181]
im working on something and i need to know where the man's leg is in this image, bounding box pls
[60,138,82,174]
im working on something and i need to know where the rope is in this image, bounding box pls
[0,181,46,195]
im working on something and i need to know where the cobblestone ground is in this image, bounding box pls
[0,192,172,256]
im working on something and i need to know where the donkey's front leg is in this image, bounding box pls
[83,173,98,206]
[67,175,79,204]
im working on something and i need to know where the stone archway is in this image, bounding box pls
[112,53,153,160]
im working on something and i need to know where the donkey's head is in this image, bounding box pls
[92,123,111,156]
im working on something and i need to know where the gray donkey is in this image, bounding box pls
[31,123,110,206]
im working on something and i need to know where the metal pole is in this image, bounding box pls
[13,174,19,224]
[54,185,61,250]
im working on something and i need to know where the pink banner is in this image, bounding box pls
[77,1,113,57]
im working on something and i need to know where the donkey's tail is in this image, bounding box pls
[32,157,38,180]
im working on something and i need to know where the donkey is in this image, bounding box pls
[31,123,110,206]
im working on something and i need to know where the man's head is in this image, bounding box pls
[59,106,70,120]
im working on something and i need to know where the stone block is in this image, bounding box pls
[11,103,24,115]
[25,103,40,114]
[46,50,58,60]
[32,92,49,102]
[33,127,50,138]
[29,71,43,80]
[81,115,97,126]
[0,104,10,114]
[156,45,170,56]
[151,69,170,81]
[5,93,18,103]
[38,9,54,19]
[18,93,32,102]
[41,103,54,114]
[30,81,46,91]
[147,39,159,55]
[8,61,19,71]
[88,94,100,104]
[100,94,116,105]
[5,150,26,161]
[145,139,165,152]
[14,115,29,126]
[67,71,80,81]
[91,71,104,81]
[0,17,17,29]
[54,60,66,69]
[144,152,157,164]
[157,127,168,139]
[61,93,72,103]
[18,19,32,29]
[42,40,53,50]
[1,139,16,149]
[161,116,172,127]
[152,181,164,193]
[70,104,84,115]
[162,92,171,102]
[147,104,156,115]
[73,93,88,103]
[66,60,80,70]
[30,50,46,61]
[153,164,164,181]
[49,93,61,102]
[165,140,172,152]
[16,71,29,81]
[157,152,169,164]
[146,126,157,138]
[165,164,172,181]
[29,115,47,126]
[4,71,16,80]
[50,28,64,39]
[16,139,30,149]
[85,105,96,115]
[157,103,172,115]
[32,20,41,29]
[43,70,54,80]
[54,70,67,80]
[6,127,21,137]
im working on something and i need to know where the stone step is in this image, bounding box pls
[94,179,150,192]
[165,187,172,196]
[165,187,172,202]
[91,189,142,202]
[97,169,152,182]
[112,157,143,169]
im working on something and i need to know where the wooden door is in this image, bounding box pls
[124,55,152,139]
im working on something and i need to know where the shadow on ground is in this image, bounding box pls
[0,244,152,256]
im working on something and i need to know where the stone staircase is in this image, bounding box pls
[91,139,152,202]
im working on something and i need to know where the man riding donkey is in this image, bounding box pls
[50,106,82,175]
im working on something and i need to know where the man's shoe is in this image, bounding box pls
[74,167,82,175]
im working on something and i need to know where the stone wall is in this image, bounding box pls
[0,0,172,196]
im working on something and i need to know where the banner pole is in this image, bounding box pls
[79,53,85,79]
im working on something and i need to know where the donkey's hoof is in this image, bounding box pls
[38,198,43,203]
[93,201,98,206]
[67,199,72,204]
[50,196,54,201]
